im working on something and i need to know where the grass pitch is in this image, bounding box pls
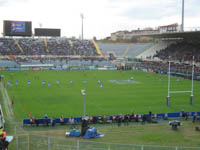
[1,70,200,121]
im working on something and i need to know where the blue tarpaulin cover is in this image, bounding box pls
[69,129,81,137]
[83,127,104,139]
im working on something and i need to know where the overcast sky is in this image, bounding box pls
[0,0,200,39]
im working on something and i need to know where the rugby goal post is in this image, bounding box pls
[167,56,194,106]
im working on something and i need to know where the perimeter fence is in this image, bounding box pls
[8,134,200,150]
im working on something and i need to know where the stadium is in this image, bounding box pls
[0,0,200,150]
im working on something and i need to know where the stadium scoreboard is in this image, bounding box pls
[3,20,32,36]
[34,28,61,37]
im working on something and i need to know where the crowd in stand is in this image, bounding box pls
[0,38,99,57]
[154,40,200,62]
[19,38,46,55]
[47,38,73,55]
[135,60,200,76]
[72,40,98,56]
[0,38,21,55]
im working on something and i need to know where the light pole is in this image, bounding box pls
[80,13,84,41]
[81,89,86,117]
[181,0,184,32]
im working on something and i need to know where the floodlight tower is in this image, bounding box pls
[181,0,184,32]
[80,13,84,41]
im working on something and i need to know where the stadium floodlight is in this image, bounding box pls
[181,0,184,32]
[81,89,86,117]
[80,13,84,41]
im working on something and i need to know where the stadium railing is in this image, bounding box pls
[9,134,200,150]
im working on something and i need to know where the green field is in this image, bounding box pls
[1,70,200,121]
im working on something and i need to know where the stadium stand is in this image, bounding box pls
[72,40,99,56]
[122,44,131,57]
[93,40,103,56]
[68,39,76,55]
[134,60,200,80]
[154,40,200,62]
[98,42,153,57]
[0,38,22,55]
[97,42,129,57]
[18,38,46,55]
[14,39,24,54]
[0,38,100,56]
[43,38,49,54]
[126,43,153,57]
[136,41,175,59]
[47,38,72,55]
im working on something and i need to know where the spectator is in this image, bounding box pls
[35,118,40,127]
[142,114,146,125]
[60,116,65,125]
[193,112,197,123]
[51,118,56,127]
[0,130,9,150]
[69,117,75,129]
[164,113,168,120]
[44,114,49,126]
[117,114,123,127]
[124,114,129,126]
[81,118,89,136]
[30,117,35,126]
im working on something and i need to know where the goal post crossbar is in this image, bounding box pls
[169,91,192,94]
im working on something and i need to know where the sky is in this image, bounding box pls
[0,0,200,39]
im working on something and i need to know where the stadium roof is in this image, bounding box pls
[141,31,200,39]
